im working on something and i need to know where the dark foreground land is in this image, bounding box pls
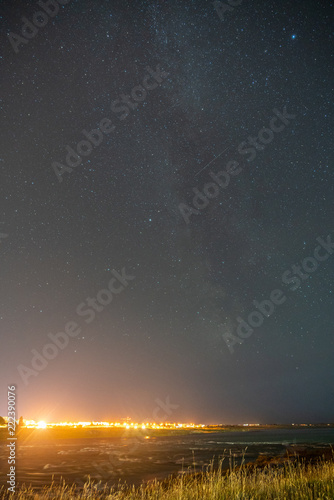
[0,426,333,498]
[0,446,334,499]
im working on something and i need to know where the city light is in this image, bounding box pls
[15,419,208,430]
[37,421,47,429]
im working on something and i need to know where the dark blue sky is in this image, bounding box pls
[0,0,333,423]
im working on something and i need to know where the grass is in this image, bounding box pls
[1,455,334,499]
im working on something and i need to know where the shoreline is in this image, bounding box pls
[1,444,333,499]
[0,427,333,494]
[1,423,333,442]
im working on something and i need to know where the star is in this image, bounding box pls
[1,0,333,435]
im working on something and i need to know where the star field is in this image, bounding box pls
[0,0,333,423]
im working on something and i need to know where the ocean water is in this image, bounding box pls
[1,428,333,490]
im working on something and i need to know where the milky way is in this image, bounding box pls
[0,0,333,423]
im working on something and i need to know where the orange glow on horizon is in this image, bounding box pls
[37,420,47,429]
[18,419,209,430]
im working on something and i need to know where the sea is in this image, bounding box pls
[0,427,333,491]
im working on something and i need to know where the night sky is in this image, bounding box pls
[0,0,333,424]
